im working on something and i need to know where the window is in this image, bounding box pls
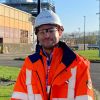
[20,29,28,43]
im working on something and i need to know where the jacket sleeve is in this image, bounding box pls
[11,57,30,100]
[75,57,94,100]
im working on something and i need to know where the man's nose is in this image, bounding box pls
[44,31,50,37]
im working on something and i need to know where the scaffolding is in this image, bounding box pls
[3,0,55,16]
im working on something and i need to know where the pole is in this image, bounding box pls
[37,0,41,15]
[99,0,100,57]
[83,16,86,51]
[36,0,41,52]
[78,27,80,44]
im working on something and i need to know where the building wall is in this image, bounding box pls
[0,3,35,54]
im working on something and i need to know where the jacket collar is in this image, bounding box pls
[29,41,76,68]
[58,41,76,68]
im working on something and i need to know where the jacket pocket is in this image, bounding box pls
[51,80,68,98]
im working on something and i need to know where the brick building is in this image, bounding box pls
[0,3,35,54]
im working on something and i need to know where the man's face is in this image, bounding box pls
[37,24,62,49]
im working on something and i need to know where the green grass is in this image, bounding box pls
[0,85,14,100]
[0,66,20,80]
[76,50,100,61]
[0,66,20,100]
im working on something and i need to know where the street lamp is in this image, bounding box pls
[36,0,41,52]
[83,16,86,50]
[97,0,100,57]
[78,27,80,44]
[37,0,41,15]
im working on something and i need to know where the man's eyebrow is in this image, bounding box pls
[39,27,56,31]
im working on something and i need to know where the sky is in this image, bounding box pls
[54,0,99,33]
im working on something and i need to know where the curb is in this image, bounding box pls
[90,60,100,63]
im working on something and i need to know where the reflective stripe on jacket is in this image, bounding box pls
[11,41,94,100]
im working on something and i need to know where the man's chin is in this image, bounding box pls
[42,42,58,49]
[43,45,54,50]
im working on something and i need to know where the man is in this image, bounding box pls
[11,10,94,100]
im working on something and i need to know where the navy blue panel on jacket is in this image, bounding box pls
[28,41,76,67]
[59,41,76,67]
[28,53,42,63]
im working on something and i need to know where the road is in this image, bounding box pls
[0,53,28,67]
[0,54,100,92]
[90,63,100,91]
[0,59,23,67]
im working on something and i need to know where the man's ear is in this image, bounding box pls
[58,29,63,36]
[58,26,64,36]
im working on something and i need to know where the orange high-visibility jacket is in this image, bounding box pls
[11,41,94,100]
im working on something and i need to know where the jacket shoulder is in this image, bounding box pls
[22,53,42,70]
[76,53,90,69]
[28,52,42,63]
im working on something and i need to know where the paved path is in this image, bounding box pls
[0,53,29,60]
[0,53,28,67]
[90,63,100,91]
[0,59,23,67]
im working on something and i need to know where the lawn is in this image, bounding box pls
[0,85,14,100]
[76,50,100,61]
[0,66,20,100]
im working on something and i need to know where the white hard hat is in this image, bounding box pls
[34,10,63,30]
